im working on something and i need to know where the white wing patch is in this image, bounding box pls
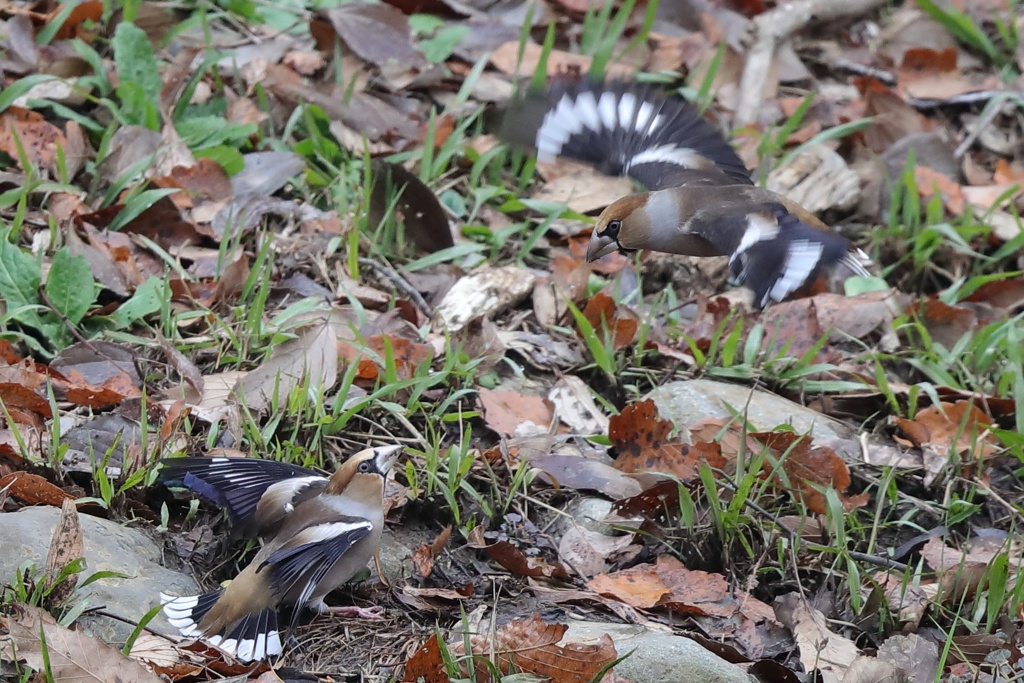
[617,92,638,128]
[732,213,781,265]
[597,92,618,129]
[624,144,705,174]
[291,519,372,546]
[536,94,592,161]
[572,91,602,131]
[842,249,873,276]
[263,476,323,505]
[769,240,825,305]
[635,101,657,132]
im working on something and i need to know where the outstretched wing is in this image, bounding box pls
[499,76,752,190]
[690,204,853,308]
[159,457,327,537]
[256,518,373,622]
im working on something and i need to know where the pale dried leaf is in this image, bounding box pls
[548,375,609,435]
[232,320,338,413]
[775,593,859,683]
[8,603,163,683]
[42,499,83,609]
[435,266,537,332]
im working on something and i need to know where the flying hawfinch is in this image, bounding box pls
[499,77,871,308]
[158,445,401,662]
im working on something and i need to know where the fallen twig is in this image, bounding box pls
[735,0,888,127]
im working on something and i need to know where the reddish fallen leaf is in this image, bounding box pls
[580,292,637,352]
[47,1,104,41]
[893,400,998,462]
[440,614,614,683]
[0,472,74,507]
[588,555,774,623]
[0,341,22,364]
[0,107,67,173]
[467,525,569,580]
[402,633,449,683]
[0,382,52,419]
[915,166,965,215]
[60,368,141,409]
[477,388,553,437]
[609,479,682,521]
[751,431,869,514]
[609,399,726,482]
[337,334,434,385]
[413,525,452,578]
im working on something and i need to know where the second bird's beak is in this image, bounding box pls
[586,231,619,262]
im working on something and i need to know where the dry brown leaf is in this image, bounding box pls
[580,292,638,352]
[413,525,452,578]
[128,633,205,680]
[477,388,553,437]
[467,525,569,580]
[609,399,726,482]
[752,431,869,514]
[0,471,74,507]
[444,613,619,683]
[42,499,83,609]
[368,160,453,255]
[775,593,859,683]
[233,320,338,413]
[6,603,164,683]
[315,3,427,69]
[893,401,998,461]
[588,555,774,623]
[338,334,434,385]
[0,107,67,173]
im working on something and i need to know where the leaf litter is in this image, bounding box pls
[1,0,1024,681]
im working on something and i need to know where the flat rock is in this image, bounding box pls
[554,496,615,537]
[563,621,754,683]
[648,379,856,442]
[0,506,198,645]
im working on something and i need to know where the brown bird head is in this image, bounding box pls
[586,194,650,261]
[325,444,402,496]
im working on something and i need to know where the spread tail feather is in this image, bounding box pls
[160,591,282,662]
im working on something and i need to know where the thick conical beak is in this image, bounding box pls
[372,444,403,473]
[586,232,618,262]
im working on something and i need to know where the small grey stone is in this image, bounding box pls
[376,533,412,584]
[648,379,855,443]
[0,507,198,645]
[555,497,615,537]
[562,621,755,683]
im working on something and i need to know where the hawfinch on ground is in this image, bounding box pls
[499,77,872,308]
[158,445,401,662]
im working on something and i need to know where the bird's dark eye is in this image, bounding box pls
[358,461,371,473]
[602,219,622,239]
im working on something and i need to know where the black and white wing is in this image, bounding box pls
[256,518,373,623]
[499,77,752,190]
[691,205,855,309]
[159,457,327,537]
